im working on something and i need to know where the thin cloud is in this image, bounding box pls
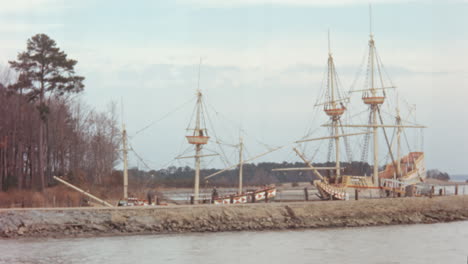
[0,0,87,14]
[0,23,63,33]
[0,0,58,13]
[179,0,423,8]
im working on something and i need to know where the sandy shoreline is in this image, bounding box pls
[1,196,467,239]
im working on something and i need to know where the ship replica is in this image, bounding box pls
[179,63,277,205]
[117,122,153,206]
[278,10,426,200]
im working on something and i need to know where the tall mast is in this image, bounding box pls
[370,4,378,185]
[329,31,340,179]
[396,93,402,177]
[371,37,379,186]
[328,30,335,108]
[185,59,210,204]
[194,90,202,203]
[238,136,244,194]
[323,30,345,180]
[122,123,129,200]
[362,4,384,186]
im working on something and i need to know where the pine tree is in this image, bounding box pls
[9,34,85,191]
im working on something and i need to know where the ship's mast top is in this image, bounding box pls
[369,4,374,41]
[368,4,375,87]
[195,58,203,134]
[185,60,210,204]
[362,4,388,105]
[194,90,202,134]
[328,29,335,107]
[322,30,346,120]
[197,58,202,95]
[189,59,208,139]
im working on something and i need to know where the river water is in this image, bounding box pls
[0,221,467,264]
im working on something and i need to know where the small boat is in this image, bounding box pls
[212,187,277,205]
[117,197,150,206]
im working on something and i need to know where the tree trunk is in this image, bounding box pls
[0,148,3,191]
[38,120,45,191]
[45,119,51,186]
[17,142,24,190]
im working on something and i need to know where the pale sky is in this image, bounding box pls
[1,0,467,174]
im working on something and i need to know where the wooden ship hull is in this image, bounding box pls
[314,152,427,200]
[213,187,277,205]
[379,152,426,184]
[314,181,349,200]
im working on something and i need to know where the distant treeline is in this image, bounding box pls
[123,163,453,188]
[427,169,450,181]
[122,161,374,188]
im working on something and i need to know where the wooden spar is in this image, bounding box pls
[314,97,349,107]
[328,33,341,179]
[322,124,426,128]
[396,93,402,177]
[193,90,202,203]
[238,136,244,194]
[272,167,341,172]
[334,116,340,179]
[349,86,396,93]
[295,131,372,143]
[370,30,379,186]
[292,147,325,181]
[122,124,129,200]
[53,176,114,207]
[204,145,284,180]
[175,153,219,159]
[376,106,399,182]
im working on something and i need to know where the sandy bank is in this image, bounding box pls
[1,196,467,238]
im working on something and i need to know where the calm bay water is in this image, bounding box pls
[0,221,467,264]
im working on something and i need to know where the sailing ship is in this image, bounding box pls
[281,7,426,200]
[339,7,426,196]
[117,7,426,204]
[117,122,154,206]
[179,62,277,205]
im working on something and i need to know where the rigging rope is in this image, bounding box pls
[360,109,372,165]
[377,106,398,176]
[128,142,152,170]
[133,96,195,137]
[339,119,353,162]
[326,126,333,163]
[202,99,231,167]
[348,46,368,93]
